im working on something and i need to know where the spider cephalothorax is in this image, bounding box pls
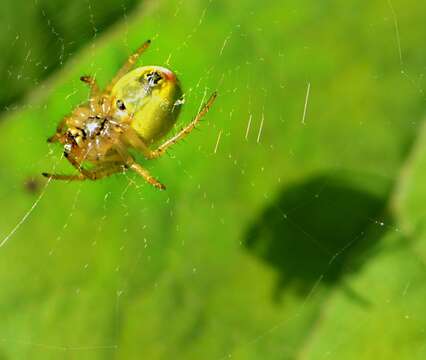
[63,116,124,160]
[43,39,217,190]
[56,99,125,163]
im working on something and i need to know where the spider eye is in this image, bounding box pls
[116,99,126,111]
[145,71,162,86]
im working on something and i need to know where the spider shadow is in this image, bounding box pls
[244,172,392,303]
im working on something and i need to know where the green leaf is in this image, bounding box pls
[1,0,426,359]
[0,0,141,111]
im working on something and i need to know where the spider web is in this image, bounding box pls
[1,0,426,359]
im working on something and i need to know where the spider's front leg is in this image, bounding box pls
[105,39,151,93]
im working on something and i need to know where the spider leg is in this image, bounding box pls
[42,173,85,181]
[80,75,100,97]
[42,162,126,181]
[147,92,217,159]
[128,162,166,190]
[62,153,123,180]
[122,126,155,158]
[47,116,71,143]
[82,163,127,180]
[105,39,151,93]
[114,142,166,190]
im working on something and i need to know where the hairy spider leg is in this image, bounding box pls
[80,75,100,98]
[113,142,166,190]
[149,91,217,158]
[105,39,151,93]
[42,161,126,181]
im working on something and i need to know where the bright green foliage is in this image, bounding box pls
[0,0,426,359]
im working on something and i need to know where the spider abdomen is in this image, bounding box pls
[111,66,183,145]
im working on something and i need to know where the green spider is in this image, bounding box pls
[43,40,217,190]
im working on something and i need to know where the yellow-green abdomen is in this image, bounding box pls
[111,66,183,145]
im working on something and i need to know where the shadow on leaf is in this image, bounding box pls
[244,173,391,302]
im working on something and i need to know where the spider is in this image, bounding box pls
[42,39,217,190]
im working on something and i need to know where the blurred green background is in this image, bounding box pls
[1,0,426,359]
